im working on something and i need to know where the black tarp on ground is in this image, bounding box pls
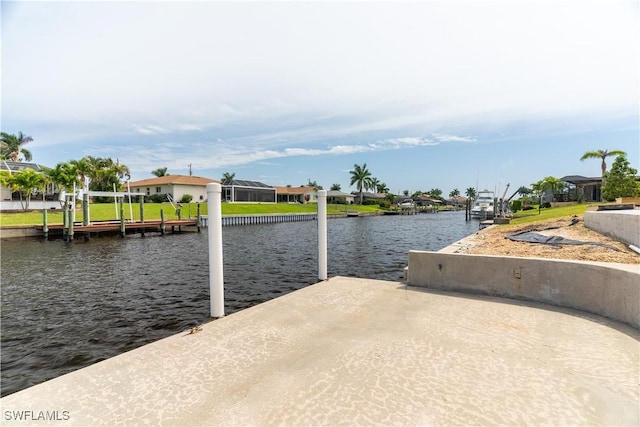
[506,231,621,251]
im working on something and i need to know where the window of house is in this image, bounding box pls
[156,187,161,193]
[146,188,150,195]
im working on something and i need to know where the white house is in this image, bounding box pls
[128,175,219,202]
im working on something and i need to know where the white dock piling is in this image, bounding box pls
[207,183,225,318]
[318,190,327,280]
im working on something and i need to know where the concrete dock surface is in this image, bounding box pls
[1,276,638,426]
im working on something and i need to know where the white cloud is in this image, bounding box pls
[3,0,637,185]
[432,134,477,143]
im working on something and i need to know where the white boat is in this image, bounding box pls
[471,190,495,219]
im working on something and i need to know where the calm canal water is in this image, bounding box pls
[1,211,477,397]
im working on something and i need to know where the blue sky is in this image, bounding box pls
[2,0,638,196]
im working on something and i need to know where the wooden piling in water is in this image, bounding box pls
[197,203,201,233]
[160,209,165,235]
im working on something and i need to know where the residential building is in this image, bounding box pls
[222,179,276,203]
[326,190,355,204]
[0,161,59,210]
[274,186,317,203]
[128,175,218,202]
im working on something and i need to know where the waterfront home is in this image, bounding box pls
[354,191,387,204]
[274,186,317,204]
[327,190,355,204]
[0,160,59,211]
[222,179,276,203]
[128,175,218,202]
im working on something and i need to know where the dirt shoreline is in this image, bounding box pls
[451,215,640,265]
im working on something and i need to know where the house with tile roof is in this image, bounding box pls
[274,186,318,204]
[128,175,219,202]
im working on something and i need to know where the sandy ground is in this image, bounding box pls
[457,215,640,264]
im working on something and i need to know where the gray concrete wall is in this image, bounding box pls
[407,251,640,328]
[584,210,640,247]
[0,226,41,239]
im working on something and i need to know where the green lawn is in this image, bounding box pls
[509,203,595,225]
[1,201,603,228]
[0,202,384,226]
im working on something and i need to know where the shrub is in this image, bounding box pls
[541,202,551,209]
[149,194,167,203]
[180,194,193,203]
[510,200,522,212]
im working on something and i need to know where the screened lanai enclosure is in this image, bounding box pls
[222,180,276,203]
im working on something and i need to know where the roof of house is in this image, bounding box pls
[223,179,274,189]
[274,186,316,195]
[353,191,386,199]
[327,190,355,198]
[560,175,602,184]
[0,161,46,173]
[129,175,219,187]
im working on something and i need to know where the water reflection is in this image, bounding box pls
[1,211,476,396]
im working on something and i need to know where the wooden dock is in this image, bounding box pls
[37,219,199,240]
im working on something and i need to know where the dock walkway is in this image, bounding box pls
[1,276,637,426]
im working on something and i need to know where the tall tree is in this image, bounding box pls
[465,187,477,200]
[601,154,639,201]
[1,132,33,162]
[330,183,341,191]
[152,167,168,177]
[429,188,443,200]
[43,162,80,193]
[307,179,323,190]
[532,176,563,202]
[449,188,460,198]
[1,168,45,210]
[349,163,372,204]
[376,182,389,193]
[70,157,92,190]
[221,172,235,184]
[580,149,626,188]
[369,177,380,193]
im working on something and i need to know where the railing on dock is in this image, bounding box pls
[200,213,317,227]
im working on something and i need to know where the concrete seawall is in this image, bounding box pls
[407,251,639,328]
[585,209,640,247]
[1,276,638,426]
[0,226,40,239]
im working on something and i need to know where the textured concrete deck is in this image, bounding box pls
[1,276,638,426]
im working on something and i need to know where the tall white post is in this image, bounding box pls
[207,183,225,317]
[317,190,327,280]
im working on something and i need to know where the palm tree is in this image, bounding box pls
[449,188,460,198]
[151,167,168,177]
[4,168,45,210]
[376,182,389,193]
[112,159,131,182]
[70,157,92,191]
[221,172,235,185]
[465,187,477,200]
[349,163,372,204]
[369,177,380,193]
[1,131,33,162]
[330,183,341,191]
[44,162,80,194]
[580,149,626,188]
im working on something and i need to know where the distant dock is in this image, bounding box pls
[37,219,200,239]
